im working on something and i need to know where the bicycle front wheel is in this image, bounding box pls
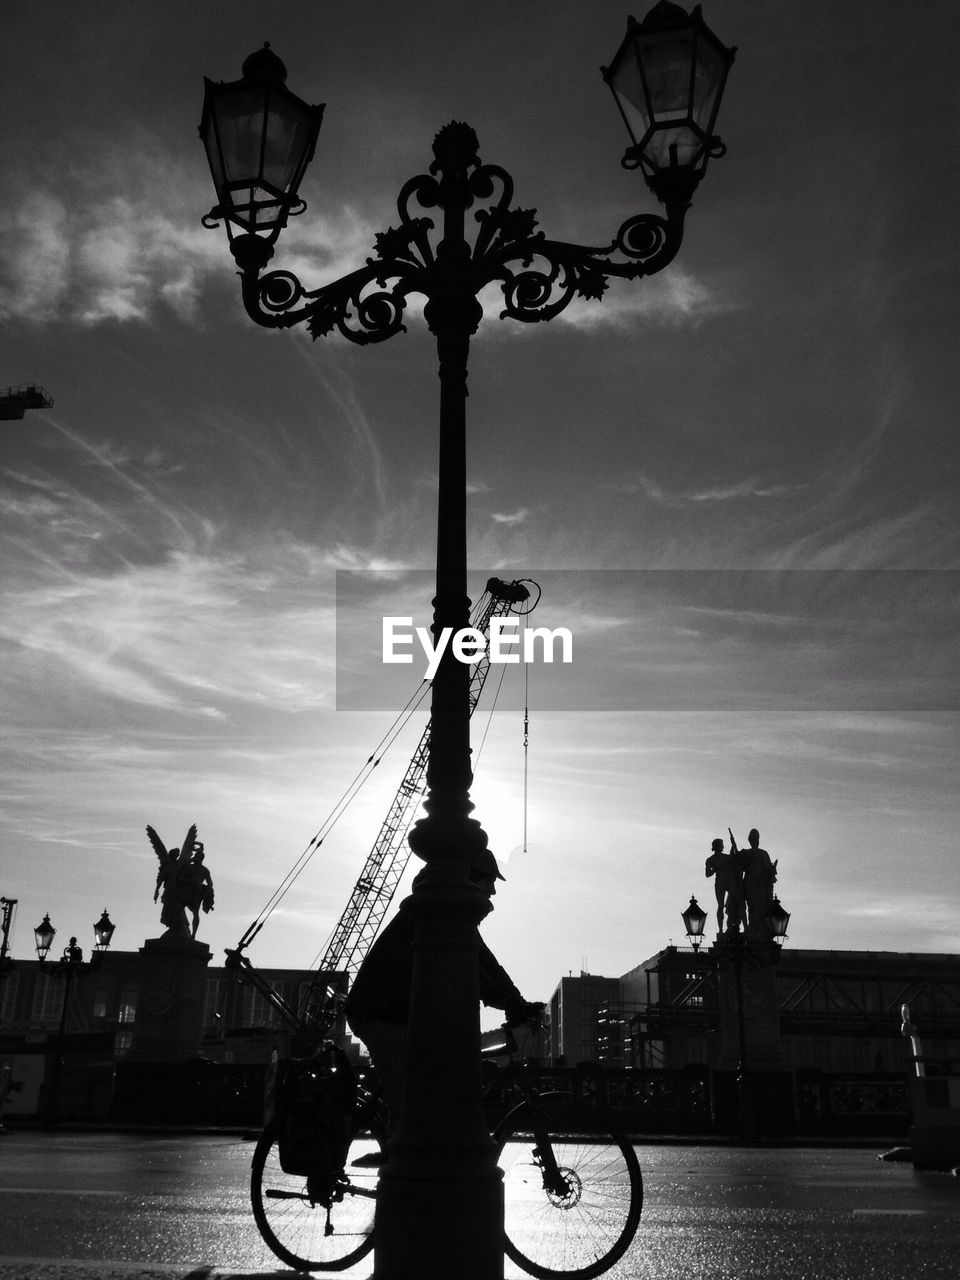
[251,1112,385,1271]
[495,1092,642,1280]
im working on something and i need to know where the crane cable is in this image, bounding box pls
[523,662,530,854]
[237,678,433,949]
[473,661,509,769]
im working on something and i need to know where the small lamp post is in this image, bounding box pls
[33,912,56,961]
[201,8,734,1275]
[766,896,790,947]
[35,910,115,1124]
[681,895,708,951]
[93,908,117,952]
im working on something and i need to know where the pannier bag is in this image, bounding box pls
[276,1043,357,1181]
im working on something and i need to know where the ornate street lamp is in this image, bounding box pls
[681,894,708,951]
[93,909,116,952]
[33,912,56,962]
[199,42,325,260]
[201,9,733,1275]
[603,1,735,203]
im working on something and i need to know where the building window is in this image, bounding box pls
[243,982,286,1028]
[203,979,222,1030]
[92,988,109,1020]
[31,972,64,1025]
[117,986,138,1024]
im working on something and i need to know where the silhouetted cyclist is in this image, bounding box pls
[345,848,538,1129]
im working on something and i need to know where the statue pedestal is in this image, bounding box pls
[710,938,793,1136]
[128,934,212,1062]
[711,940,785,1071]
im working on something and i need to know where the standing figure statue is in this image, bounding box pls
[704,836,745,935]
[178,841,215,940]
[146,825,215,941]
[730,827,777,938]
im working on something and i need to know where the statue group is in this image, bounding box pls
[705,828,778,940]
[146,824,215,942]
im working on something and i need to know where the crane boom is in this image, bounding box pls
[225,576,538,1044]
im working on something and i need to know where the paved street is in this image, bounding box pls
[0,1131,956,1279]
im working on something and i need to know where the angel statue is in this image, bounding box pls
[146,824,216,941]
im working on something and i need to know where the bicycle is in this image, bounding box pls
[249,1022,642,1278]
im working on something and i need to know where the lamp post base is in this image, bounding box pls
[372,853,504,1280]
[374,1156,504,1280]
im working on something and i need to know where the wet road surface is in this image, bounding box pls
[0,1131,956,1278]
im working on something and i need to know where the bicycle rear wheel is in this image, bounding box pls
[495,1092,642,1280]
[251,1111,385,1271]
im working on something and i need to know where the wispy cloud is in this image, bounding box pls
[0,161,221,325]
[614,471,806,508]
[759,503,951,571]
[289,345,391,515]
[557,267,729,331]
[490,508,529,526]
[0,135,384,328]
[1,548,339,718]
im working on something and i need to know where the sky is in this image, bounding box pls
[1,0,958,1008]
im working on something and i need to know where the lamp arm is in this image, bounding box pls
[234,254,429,345]
[477,204,687,325]
[230,170,446,344]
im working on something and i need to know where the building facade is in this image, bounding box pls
[0,946,341,1122]
[615,946,960,1075]
[544,946,960,1137]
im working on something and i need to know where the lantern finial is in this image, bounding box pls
[241,42,288,86]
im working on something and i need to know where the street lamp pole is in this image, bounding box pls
[201,7,735,1274]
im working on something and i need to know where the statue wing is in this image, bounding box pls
[145,825,168,865]
[180,824,198,862]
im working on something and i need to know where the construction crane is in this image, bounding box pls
[225,575,540,1045]
[0,384,53,420]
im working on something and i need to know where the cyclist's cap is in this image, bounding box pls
[470,849,505,881]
